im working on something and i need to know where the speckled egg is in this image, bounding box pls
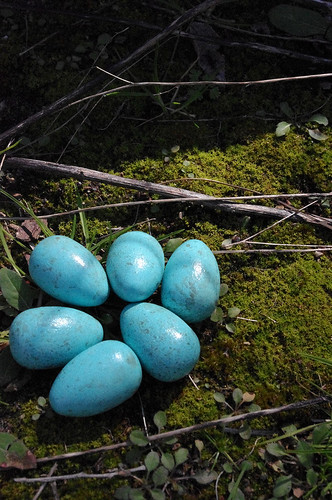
[49,340,142,417]
[9,306,104,370]
[120,302,200,382]
[106,231,165,302]
[29,235,110,306]
[161,239,220,323]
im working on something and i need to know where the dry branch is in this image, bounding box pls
[4,156,332,228]
[32,396,330,465]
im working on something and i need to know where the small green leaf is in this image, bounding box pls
[210,307,224,323]
[164,437,178,445]
[129,489,145,500]
[129,430,149,447]
[222,238,233,247]
[239,422,252,440]
[37,396,47,407]
[114,486,131,500]
[273,475,293,498]
[308,129,329,141]
[150,490,165,500]
[309,114,328,126]
[232,388,243,405]
[228,483,245,500]
[174,447,189,466]
[219,283,229,296]
[276,121,291,137]
[152,465,169,487]
[213,392,226,403]
[312,423,331,445]
[223,462,233,473]
[193,470,218,484]
[153,410,167,431]
[195,439,204,454]
[266,443,288,457]
[163,238,185,253]
[144,451,160,473]
[0,268,38,311]
[228,307,241,318]
[161,452,175,471]
[306,468,318,487]
[0,432,16,449]
[280,101,294,119]
[248,403,261,412]
[225,322,236,333]
[295,441,314,468]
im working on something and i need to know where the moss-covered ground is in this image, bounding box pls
[0,1,331,498]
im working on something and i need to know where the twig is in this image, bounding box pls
[15,465,146,484]
[32,463,58,500]
[213,248,332,254]
[0,194,331,222]
[66,73,332,110]
[32,396,330,465]
[4,157,332,227]
[225,199,323,248]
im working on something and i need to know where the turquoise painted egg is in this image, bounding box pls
[9,306,103,370]
[106,231,165,302]
[29,235,110,306]
[161,239,220,323]
[49,340,142,417]
[120,302,200,382]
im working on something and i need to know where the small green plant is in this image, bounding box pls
[31,396,48,421]
[275,102,329,141]
[210,283,241,333]
[260,420,332,498]
[114,410,219,499]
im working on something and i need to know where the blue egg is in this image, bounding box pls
[106,231,165,302]
[9,307,103,369]
[161,239,220,323]
[29,235,110,306]
[49,340,142,417]
[120,302,200,382]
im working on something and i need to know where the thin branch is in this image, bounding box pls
[32,463,58,500]
[213,247,332,254]
[33,396,330,465]
[15,465,147,484]
[0,193,330,221]
[66,73,332,110]
[4,157,332,228]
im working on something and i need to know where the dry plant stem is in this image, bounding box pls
[4,157,332,227]
[32,463,58,500]
[15,466,147,484]
[214,248,332,254]
[66,73,332,111]
[0,0,230,145]
[1,194,331,222]
[32,396,330,466]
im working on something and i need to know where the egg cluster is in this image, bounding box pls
[9,232,220,417]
